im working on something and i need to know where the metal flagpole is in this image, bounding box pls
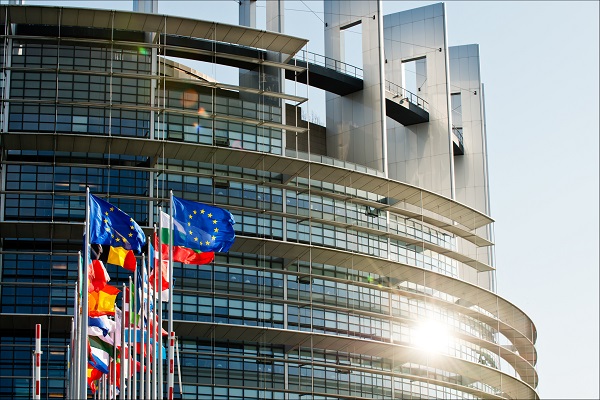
[33,324,41,400]
[112,324,118,400]
[158,207,164,400]
[175,336,183,396]
[66,342,70,400]
[67,320,72,400]
[81,187,91,399]
[152,227,158,400]
[75,253,82,400]
[130,275,136,400]
[167,191,175,400]
[139,255,145,400]
[72,276,79,400]
[145,240,152,399]
[120,283,126,400]
[126,278,132,400]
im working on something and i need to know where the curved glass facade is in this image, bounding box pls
[0,4,538,399]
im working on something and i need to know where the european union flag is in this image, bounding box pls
[172,196,235,253]
[89,194,146,253]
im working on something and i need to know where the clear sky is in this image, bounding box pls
[7,0,600,398]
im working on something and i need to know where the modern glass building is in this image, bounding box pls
[0,1,539,399]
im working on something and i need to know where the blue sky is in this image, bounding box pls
[8,0,600,398]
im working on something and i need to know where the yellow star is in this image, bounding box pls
[211,236,216,241]
[115,237,120,242]
[188,222,191,226]
[123,238,128,244]
[207,213,213,218]
[105,227,110,232]
[105,211,109,216]
[110,207,114,212]
[189,214,193,219]
[104,218,108,224]
[194,237,198,241]
[205,241,210,245]
[128,233,133,237]
[213,220,217,224]
[130,218,133,222]
[189,230,193,235]
[214,228,219,233]
[193,210,197,214]
[130,225,134,230]
[200,209,205,214]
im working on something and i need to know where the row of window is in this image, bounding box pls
[12,42,151,73]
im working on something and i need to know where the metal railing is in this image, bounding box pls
[452,125,464,145]
[292,51,430,114]
[385,80,429,112]
[293,50,363,79]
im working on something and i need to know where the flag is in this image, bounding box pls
[136,259,150,318]
[88,259,110,293]
[89,193,145,253]
[151,230,171,301]
[124,329,167,360]
[160,211,214,265]
[89,284,120,317]
[87,366,103,392]
[113,306,122,348]
[171,196,235,252]
[92,244,137,272]
[89,335,113,374]
[88,316,114,338]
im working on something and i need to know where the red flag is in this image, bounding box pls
[88,260,109,292]
[87,366,103,392]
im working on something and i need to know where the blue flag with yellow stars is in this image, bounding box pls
[89,194,146,253]
[171,196,235,253]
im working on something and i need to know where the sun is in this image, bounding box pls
[411,319,450,354]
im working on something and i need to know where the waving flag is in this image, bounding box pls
[89,335,113,374]
[89,284,120,317]
[171,196,235,253]
[89,194,145,254]
[88,316,114,339]
[87,366,103,392]
[160,211,214,265]
[88,259,110,293]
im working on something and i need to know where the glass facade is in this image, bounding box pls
[0,5,538,400]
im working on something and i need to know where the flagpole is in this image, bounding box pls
[175,336,183,396]
[34,324,41,400]
[145,240,151,400]
[73,274,80,400]
[167,191,175,400]
[120,283,126,400]
[75,252,82,400]
[151,228,158,400]
[139,255,145,400]
[81,187,91,399]
[67,319,72,400]
[111,341,116,400]
[125,278,131,400]
[157,209,164,400]
[129,275,136,400]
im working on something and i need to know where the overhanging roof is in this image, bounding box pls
[0,5,308,60]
